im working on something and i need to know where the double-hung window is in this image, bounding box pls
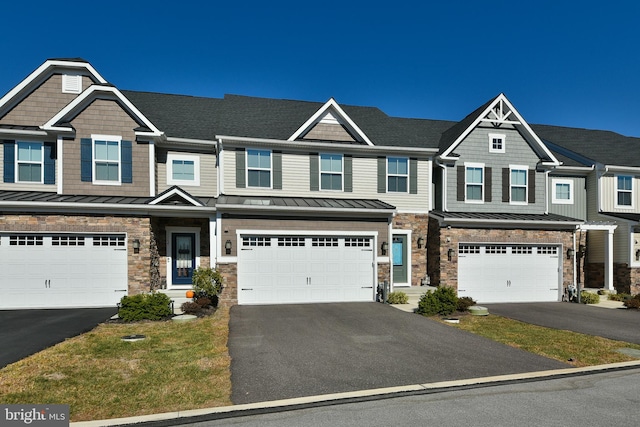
[167,154,199,186]
[552,179,573,204]
[320,153,343,191]
[247,149,271,188]
[465,164,483,201]
[387,157,408,192]
[16,141,43,183]
[617,175,633,207]
[510,166,528,203]
[94,137,121,183]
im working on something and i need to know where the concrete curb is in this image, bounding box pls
[71,360,640,427]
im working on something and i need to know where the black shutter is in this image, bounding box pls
[121,140,132,183]
[3,140,15,183]
[528,169,536,203]
[235,148,245,188]
[344,155,353,192]
[484,167,492,202]
[456,166,465,201]
[377,157,386,193]
[409,158,418,194]
[502,168,510,202]
[272,151,282,190]
[81,138,92,182]
[310,153,319,191]
[43,142,55,184]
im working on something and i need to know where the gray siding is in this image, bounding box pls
[445,126,546,214]
[548,176,587,220]
[157,148,217,197]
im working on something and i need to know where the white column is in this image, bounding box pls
[605,229,614,291]
[209,215,217,268]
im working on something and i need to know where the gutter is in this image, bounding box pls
[217,203,395,216]
[0,201,215,217]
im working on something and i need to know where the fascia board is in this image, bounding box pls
[0,201,214,217]
[0,129,49,138]
[434,217,582,229]
[163,137,217,147]
[287,98,374,146]
[603,165,640,173]
[218,203,394,216]
[217,135,438,155]
[149,190,203,207]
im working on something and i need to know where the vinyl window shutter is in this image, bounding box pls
[310,153,319,191]
[484,167,492,202]
[344,155,353,192]
[80,138,92,182]
[377,157,386,193]
[235,148,246,188]
[409,158,418,194]
[3,140,15,183]
[43,142,55,184]
[456,166,465,201]
[528,169,536,203]
[272,151,282,190]
[502,168,510,202]
[121,140,133,183]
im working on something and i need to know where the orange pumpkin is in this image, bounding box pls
[186,290,195,298]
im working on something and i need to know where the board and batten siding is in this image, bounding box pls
[223,149,430,211]
[548,176,587,220]
[599,173,640,213]
[445,127,546,214]
[156,149,217,197]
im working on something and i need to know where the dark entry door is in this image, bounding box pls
[172,233,195,285]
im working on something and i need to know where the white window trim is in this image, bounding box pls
[552,178,574,204]
[320,153,344,192]
[246,149,272,189]
[489,133,506,153]
[167,153,200,186]
[509,165,529,205]
[615,174,634,209]
[465,162,484,203]
[15,140,44,184]
[92,134,122,185]
[387,156,409,193]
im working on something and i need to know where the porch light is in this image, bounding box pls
[579,244,586,257]
[132,239,140,253]
[417,236,425,249]
[381,241,388,256]
[225,240,232,255]
[636,249,640,261]
[567,248,574,259]
[447,248,455,261]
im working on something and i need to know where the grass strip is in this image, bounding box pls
[0,308,231,422]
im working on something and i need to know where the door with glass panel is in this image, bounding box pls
[172,233,195,286]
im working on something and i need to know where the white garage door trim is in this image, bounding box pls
[458,243,561,303]
[237,230,378,305]
[0,233,128,309]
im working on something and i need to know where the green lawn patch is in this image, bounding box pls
[444,314,640,367]
[0,308,231,422]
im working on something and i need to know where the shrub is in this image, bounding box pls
[609,293,630,302]
[580,291,600,304]
[192,267,224,305]
[180,301,202,315]
[457,296,476,312]
[195,296,212,308]
[119,292,172,322]
[387,291,409,304]
[417,286,458,316]
[623,294,640,309]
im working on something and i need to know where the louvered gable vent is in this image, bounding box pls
[62,74,82,94]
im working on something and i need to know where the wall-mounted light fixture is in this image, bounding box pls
[636,249,640,261]
[417,236,425,249]
[132,239,140,254]
[579,244,586,258]
[225,240,232,255]
[447,248,455,261]
[381,241,388,256]
[567,248,574,259]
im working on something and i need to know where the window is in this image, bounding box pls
[510,166,528,203]
[167,154,200,186]
[16,141,43,182]
[552,179,574,204]
[320,153,343,190]
[617,175,633,207]
[465,164,483,201]
[489,133,506,153]
[247,149,271,188]
[387,157,408,192]
[93,136,121,182]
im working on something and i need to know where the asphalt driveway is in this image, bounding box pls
[484,302,640,345]
[229,303,568,404]
[0,308,117,368]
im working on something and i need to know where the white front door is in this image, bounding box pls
[238,235,376,304]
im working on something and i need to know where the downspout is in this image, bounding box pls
[217,138,223,197]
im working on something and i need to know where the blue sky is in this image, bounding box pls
[1,1,639,136]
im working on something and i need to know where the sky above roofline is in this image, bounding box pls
[1,1,639,138]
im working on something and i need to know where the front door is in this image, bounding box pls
[392,234,408,285]
[172,233,195,286]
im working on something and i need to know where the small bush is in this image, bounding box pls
[580,291,600,304]
[192,267,223,305]
[417,286,458,316]
[196,297,212,308]
[180,301,202,315]
[623,294,640,309]
[387,291,409,304]
[609,293,630,302]
[457,296,476,312]
[119,292,172,322]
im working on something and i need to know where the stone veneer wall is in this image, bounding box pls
[427,219,575,293]
[0,214,152,295]
[217,263,237,307]
[585,262,640,295]
[392,213,429,286]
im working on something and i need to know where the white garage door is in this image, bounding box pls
[458,244,561,303]
[0,234,128,309]
[238,235,376,305]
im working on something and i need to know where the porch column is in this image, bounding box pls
[604,229,614,291]
[209,215,217,268]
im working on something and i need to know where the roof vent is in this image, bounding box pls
[62,74,82,94]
